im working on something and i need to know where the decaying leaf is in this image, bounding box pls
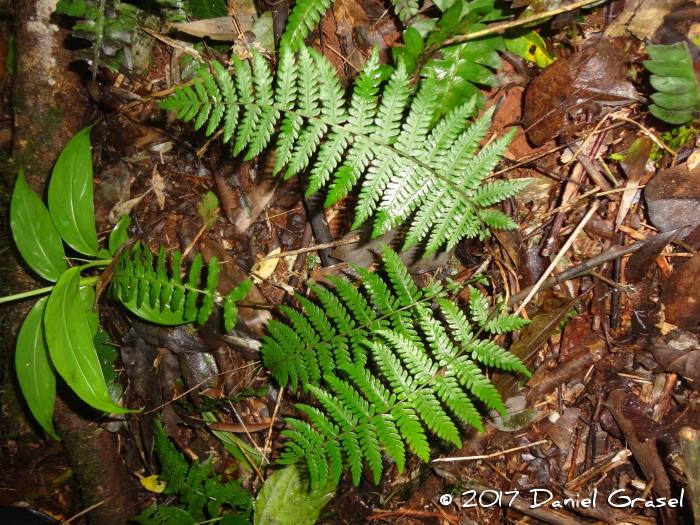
[523,38,643,146]
[645,162,700,248]
[252,248,281,283]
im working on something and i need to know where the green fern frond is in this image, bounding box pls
[262,245,530,486]
[162,46,531,254]
[110,242,251,329]
[137,421,252,521]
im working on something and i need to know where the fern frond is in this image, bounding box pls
[110,243,250,329]
[162,47,531,254]
[262,246,531,486]
[148,421,252,519]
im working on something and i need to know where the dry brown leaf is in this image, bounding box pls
[151,170,166,210]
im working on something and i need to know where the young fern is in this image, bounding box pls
[109,242,252,329]
[134,420,253,522]
[262,244,530,487]
[160,46,531,256]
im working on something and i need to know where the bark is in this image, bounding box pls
[12,0,93,192]
[2,2,139,523]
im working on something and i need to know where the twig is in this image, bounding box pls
[432,439,548,463]
[61,501,106,524]
[260,388,284,468]
[144,362,259,414]
[182,208,219,259]
[514,203,599,315]
[440,0,607,48]
[366,509,460,522]
[507,237,646,306]
[257,234,362,261]
[565,449,631,491]
[609,112,678,165]
[229,402,269,466]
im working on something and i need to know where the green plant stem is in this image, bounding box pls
[0,276,100,305]
[438,0,607,48]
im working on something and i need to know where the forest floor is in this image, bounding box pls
[1,0,700,524]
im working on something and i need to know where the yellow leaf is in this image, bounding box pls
[505,31,555,69]
[251,248,281,283]
[140,474,168,493]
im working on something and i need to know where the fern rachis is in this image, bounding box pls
[160,46,531,256]
[262,244,530,487]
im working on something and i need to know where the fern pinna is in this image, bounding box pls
[134,420,252,523]
[109,242,251,328]
[262,244,530,487]
[160,46,531,256]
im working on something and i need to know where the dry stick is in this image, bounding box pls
[367,510,460,522]
[514,203,600,316]
[260,388,284,469]
[491,121,628,178]
[432,439,548,463]
[440,0,606,47]
[144,362,259,414]
[257,234,363,261]
[610,113,678,165]
[507,238,646,307]
[182,208,220,259]
[61,501,107,525]
[542,163,586,257]
[565,449,631,491]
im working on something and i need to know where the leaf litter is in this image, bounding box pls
[4,0,700,523]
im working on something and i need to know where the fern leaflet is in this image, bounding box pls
[160,46,531,255]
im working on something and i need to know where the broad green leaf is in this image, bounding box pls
[251,12,275,54]
[45,267,137,414]
[109,214,131,255]
[10,170,67,282]
[48,124,99,256]
[15,297,59,440]
[80,286,99,337]
[403,27,424,58]
[190,0,227,19]
[254,464,336,525]
[94,328,123,403]
[199,190,219,228]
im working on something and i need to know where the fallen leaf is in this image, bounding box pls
[170,17,241,40]
[688,149,700,171]
[140,474,167,493]
[523,38,643,146]
[645,162,700,248]
[252,248,281,283]
[151,170,166,210]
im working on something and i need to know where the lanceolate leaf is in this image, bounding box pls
[48,124,99,257]
[15,297,59,440]
[10,170,66,282]
[45,267,137,414]
[109,213,132,255]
